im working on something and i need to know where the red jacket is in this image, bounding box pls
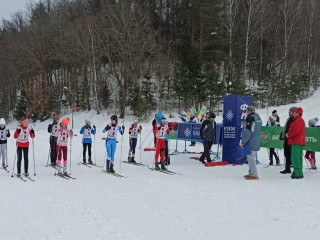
[288,116,306,146]
[14,125,35,148]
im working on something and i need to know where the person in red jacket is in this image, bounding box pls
[14,118,35,177]
[153,118,171,170]
[287,107,306,179]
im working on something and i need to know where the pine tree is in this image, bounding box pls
[13,90,29,121]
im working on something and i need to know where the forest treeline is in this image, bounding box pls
[0,0,319,121]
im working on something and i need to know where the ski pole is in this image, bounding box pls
[11,146,17,177]
[46,146,51,167]
[79,141,83,164]
[94,131,96,165]
[138,129,153,149]
[32,138,36,176]
[69,137,73,174]
[140,132,142,164]
[119,130,124,173]
[5,141,8,167]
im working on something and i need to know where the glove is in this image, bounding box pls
[122,126,125,131]
[105,125,110,131]
[87,125,91,130]
[84,125,88,129]
[139,126,142,130]
[93,125,96,130]
[30,129,35,134]
[18,129,21,134]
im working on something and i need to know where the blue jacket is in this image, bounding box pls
[80,126,96,143]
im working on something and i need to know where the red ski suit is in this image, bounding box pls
[153,124,171,163]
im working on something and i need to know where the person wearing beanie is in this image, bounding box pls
[80,119,96,165]
[48,113,60,167]
[153,117,172,170]
[0,118,10,168]
[54,117,74,175]
[127,120,142,163]
[13,118,35,177]
[266,115,280,165]
[287,107,306,179]
[272,110,280,124]
[279,107,297,174]
[241,106,262,180]
[199,111,216,164]
[304,117,319,170]
[103,115,124,173]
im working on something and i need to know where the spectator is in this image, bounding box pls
[267,115,280,165]
[287,107,306,179]
[279,107,296,174]
[199,112,216,164]
[241,106,262,180]
[304,118,319,170]
[272,110,280,124]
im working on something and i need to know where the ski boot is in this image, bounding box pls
[88,158,93,165]
[106,160,110,171]
[58,167,62,175]
[17,173,21,177]
[155,162,160,170]
[269,160,273,166]
[109,163,115,173]
[83,158,86,164]
[161,163,167,171]
[63,168,68,175]
[25,172,29,177]
[130,157,136,164]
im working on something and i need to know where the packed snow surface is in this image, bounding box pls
[2,90,320,240]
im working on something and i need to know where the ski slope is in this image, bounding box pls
[1,91,320,240]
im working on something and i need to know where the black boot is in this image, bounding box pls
[161,163,167,171]
[280,168,291,174]
[88,158,93,165]
[83,158,86,164]
[269,160,273,165]
[155,162,160,170]
[106,160,110,171]
[109,163,115,173]
[131,157,136,163]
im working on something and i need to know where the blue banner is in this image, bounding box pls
[222,95,252,164]
[191,124,202,141]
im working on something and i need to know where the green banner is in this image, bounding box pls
[260,126,320,151]
[168,129,178,140]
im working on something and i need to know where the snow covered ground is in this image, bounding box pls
[1,91,320,240]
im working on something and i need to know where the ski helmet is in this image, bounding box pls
[111,115,118,122]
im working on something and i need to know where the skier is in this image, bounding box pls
[127,120,142,163]
[199,111,216,164]
[266,115,280,165]
[153,117,172,170]
[103,115,124,173]
[47,113,60,167]
[0,118,10,168]
[54,117,74,175]
[80,119,96,165]
[304,117,319,170]
[13,118,35,177]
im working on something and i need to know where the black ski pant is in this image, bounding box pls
[50,137,57,164]
[17,147,29,174]
[83,143,92,162]
[269,148,280,164]
[200,141,213,162]
[165,140,170,165]
[284,141,292,170]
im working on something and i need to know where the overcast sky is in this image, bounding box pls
[0,0,37,21]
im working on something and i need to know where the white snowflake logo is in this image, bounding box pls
[184,128,191,138]
[226,110,234,121]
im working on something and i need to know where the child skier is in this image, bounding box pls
[305,118,319,170]
[48,113,60,167]
[0,118,10,168]
[103,115,124,173]
[128,120,142,163]
[153,118,172,170]
[54,117,73,175]
[13,118,35,177]
[80,119,96,165]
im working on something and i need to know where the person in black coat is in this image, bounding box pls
[199,112,216,164]
[279,107,296,174]
[272,110,280,124]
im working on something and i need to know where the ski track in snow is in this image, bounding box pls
[2,91,320,240]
